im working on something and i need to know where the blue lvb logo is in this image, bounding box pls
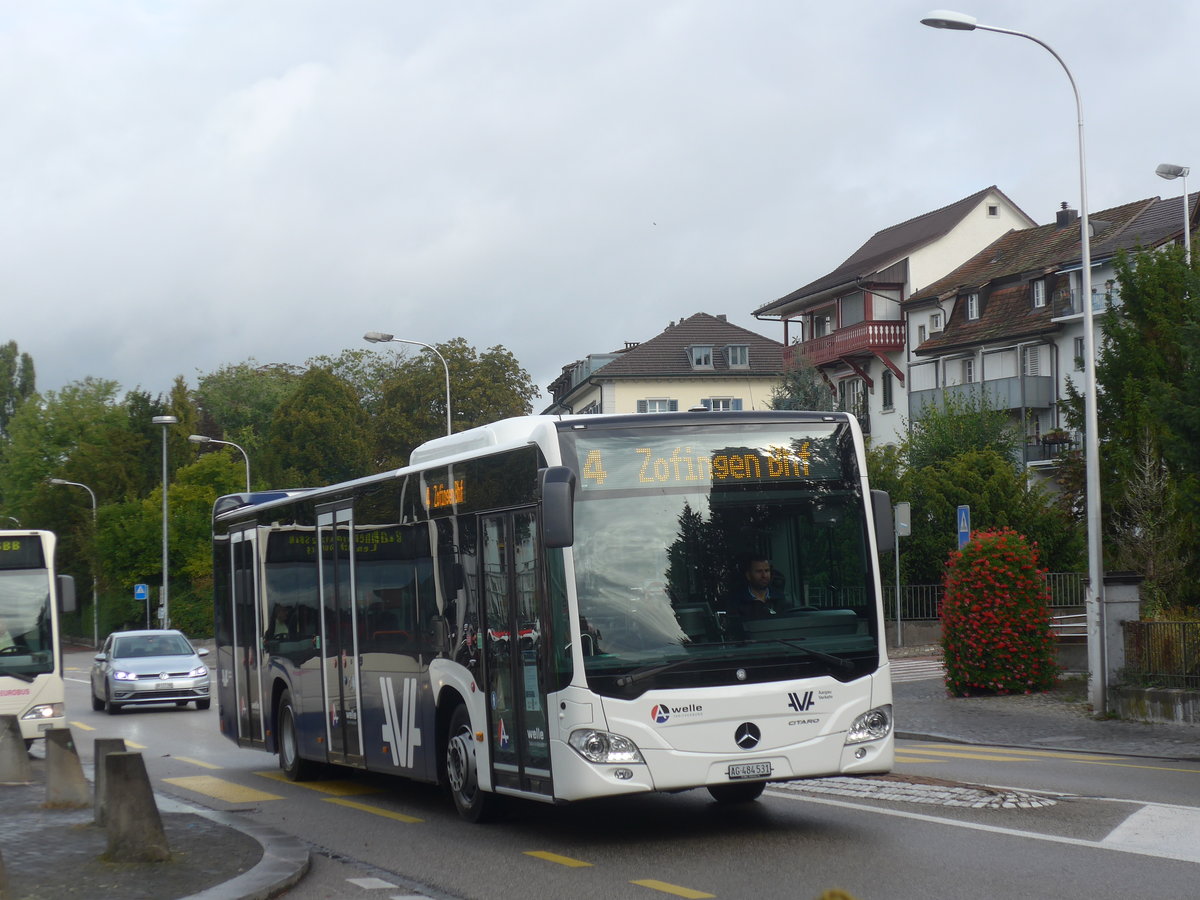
[787,691,815,712]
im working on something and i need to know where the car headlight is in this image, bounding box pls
[846,704,892,744]
[22,703,63,720]
[188,665,208,678]
[568,729,645,764]
[113,670,138,681]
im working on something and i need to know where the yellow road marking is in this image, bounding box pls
[124,740,146,750]
[69,721,95,731]
[894,748,1032,762]
[255,770,379,796]
[907,744,1118,762]
[164,776,282,803]
[174,756,221,770]
[323,797,423,822]
[901,744,1198,774]
[630,879,714,899]
[525,850,593,868]
[893,756,938,764]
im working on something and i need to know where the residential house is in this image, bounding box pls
[544,313,784,415]
[754,187,1035,444]
[904,192,1198,470]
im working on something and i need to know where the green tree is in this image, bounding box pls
[768,355,833,412]
[904,390,1020,471]
[373,339,539,468]
[195,360,303,459]
[0,339,35,440]
[261,367,372,486]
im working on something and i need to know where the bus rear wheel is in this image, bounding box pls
[446,704,496,823]
[707,781,766,804]
[278,690,319,781]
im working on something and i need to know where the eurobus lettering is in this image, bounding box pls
[210,411,895,821]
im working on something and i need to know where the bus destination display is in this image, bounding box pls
[0,538,45,570]
[573,429,846,491]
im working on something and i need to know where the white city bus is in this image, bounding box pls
[0,530,76,745]
[211,411,894,820]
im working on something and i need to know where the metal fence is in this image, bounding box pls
[883,572,1086,621]
[1121,620,1200,689]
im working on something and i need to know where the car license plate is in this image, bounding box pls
[727,761,771,780]
[157,681,173,691]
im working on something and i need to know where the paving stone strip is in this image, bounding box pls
[772,774,1059,809]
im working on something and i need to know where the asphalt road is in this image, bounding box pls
[60,650,1200,900]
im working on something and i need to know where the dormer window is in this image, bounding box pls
[966,292,980,321]
[689,345,713,369]
[929,312,942,333]
[726,344,749,368]
[1032,279,1046,308]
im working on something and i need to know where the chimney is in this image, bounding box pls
[716,314,727,322]
[1056,201,1078,229]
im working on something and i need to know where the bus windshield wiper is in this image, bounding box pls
[760,639,855,673]
[615,656,696,688]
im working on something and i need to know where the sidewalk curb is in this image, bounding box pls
[159,796,311,900]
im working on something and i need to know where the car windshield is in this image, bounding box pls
[113,635,193,658]
[0,569,55,677]
[560,420,881,697]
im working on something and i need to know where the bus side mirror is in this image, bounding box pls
[539,466,576,549]
[871,490,894,553]
[57,574,77,614]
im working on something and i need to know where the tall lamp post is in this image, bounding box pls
[921,9,1106,712]
[189,434,252,493]
[1155,163,1191,266]
[152,415,179,629]
[2,515,18,527]
[47,478,99,648]
[363,331,453,435]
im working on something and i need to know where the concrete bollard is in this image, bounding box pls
[103,752,171,862]
[44,728,90,808]
[93,737,127,825]
[0,715,32,785]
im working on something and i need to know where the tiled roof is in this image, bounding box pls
[754,186,1028,316]
[907,194,1195,355]
[588,313,784,379]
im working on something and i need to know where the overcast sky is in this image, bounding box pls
[6,1,1198,406]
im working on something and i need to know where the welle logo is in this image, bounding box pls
[787,691,815,712]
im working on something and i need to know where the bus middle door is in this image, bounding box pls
[318,506,363,766]
[480,508,552,798]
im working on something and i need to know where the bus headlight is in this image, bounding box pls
[845,704,892,744]
[568,729,645,764]
[22,703,63,720]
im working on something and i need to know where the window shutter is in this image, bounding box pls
[637,400,647,414]
[732,399,743,410]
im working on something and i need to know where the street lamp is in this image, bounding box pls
[2,515,18,527]
[152,415,178,629]
[363,331,453,435]
[47,478,99,648]
[189,434,252,493]
[921,10,1107,712]
[1155,163,1191,266]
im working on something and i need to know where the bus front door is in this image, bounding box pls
[229,527,266,747]
[480,509,552,798]
[318,506,363,765]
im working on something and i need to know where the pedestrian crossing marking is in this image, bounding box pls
[323,796,423,822]
[256,770,379,795]
[525,850,593,867]
[164,775,283,803]
[175,755,221,769]
[630,880,715,899]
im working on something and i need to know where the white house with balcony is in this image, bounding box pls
[754,187,1035,446]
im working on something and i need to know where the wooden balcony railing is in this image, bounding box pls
[785,320,906,368]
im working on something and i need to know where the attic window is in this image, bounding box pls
[965,292,980,321]
[726,345,749,368]
[987,204,1000,217]
[689,345,713,369]
[1032,279,1047,308]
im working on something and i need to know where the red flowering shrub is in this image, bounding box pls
[941,527,1058,696]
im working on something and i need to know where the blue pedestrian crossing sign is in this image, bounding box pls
[134,583,149,601]
[956,506,971,549]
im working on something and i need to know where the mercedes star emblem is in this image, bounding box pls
[734,722,761,749]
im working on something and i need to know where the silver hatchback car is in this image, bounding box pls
[90,629,211,714]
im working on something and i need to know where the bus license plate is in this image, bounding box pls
[727,761,771,780]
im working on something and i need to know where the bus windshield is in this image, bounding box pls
[561,420,880,697]
[0,569,55,678]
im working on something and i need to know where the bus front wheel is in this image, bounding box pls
[446,704,496,823]
[278,690,319,781]
[707,781,766,804]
